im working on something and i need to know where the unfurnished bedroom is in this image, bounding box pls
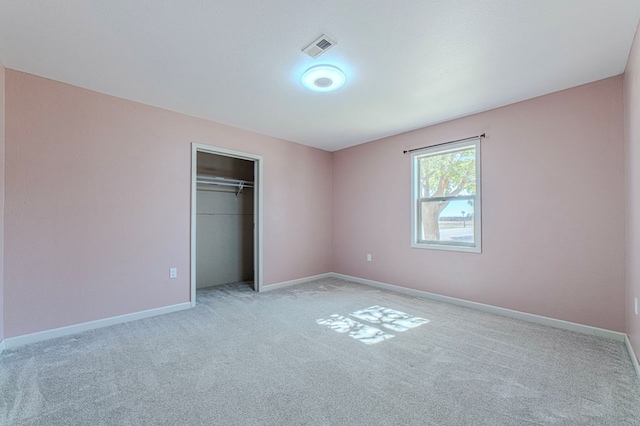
[1,1,640,424]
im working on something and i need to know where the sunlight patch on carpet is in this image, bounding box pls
[350,305,430,332]
[317,306,429,344]
[316,315,394,345]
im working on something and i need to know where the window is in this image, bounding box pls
[411,139,481,253]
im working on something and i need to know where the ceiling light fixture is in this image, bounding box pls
[301,65,346,92]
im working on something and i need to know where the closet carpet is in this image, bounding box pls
[1,277,640,425]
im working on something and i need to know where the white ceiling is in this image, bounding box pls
[0,1,639,152]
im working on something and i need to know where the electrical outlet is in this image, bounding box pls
[170,268,177,279]
[635,297,638,316]
[367,254,372,262]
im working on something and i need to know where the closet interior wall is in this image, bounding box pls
[196,152,254,289]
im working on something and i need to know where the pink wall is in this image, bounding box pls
[333,77,626,332]
[625,24,640,359]
[4,70,332,338]
[0,61,5,342]
[1,67,631,340]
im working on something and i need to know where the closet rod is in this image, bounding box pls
[196,175,253,197]
[196,176,254,188]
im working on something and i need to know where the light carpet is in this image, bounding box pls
[1,277,639,425]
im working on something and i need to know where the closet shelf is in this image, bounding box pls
[196,175,254,197]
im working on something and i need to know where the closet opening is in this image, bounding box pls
[190,144,263,306]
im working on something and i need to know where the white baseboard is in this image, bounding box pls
[4,272,334,350]
[626,335,640,382]
[331,273,626,343]
[261,272,334,292]
[3,302,191,350]
[0,272,631,356]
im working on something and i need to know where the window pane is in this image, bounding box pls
[418,147,476,198]
[418,199,475,244]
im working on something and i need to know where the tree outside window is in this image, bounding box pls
[411,140,481,253]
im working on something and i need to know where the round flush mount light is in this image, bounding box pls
[301,65,346,92]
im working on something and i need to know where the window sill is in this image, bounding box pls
[411,242,482,253]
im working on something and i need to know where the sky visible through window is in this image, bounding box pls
[413,140,480,249]
[440,199,472,217]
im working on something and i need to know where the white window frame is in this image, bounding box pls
[411,139,482,253]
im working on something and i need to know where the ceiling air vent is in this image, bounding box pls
[302,34,337,59]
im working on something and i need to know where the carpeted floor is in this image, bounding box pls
[1,277,639,425]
